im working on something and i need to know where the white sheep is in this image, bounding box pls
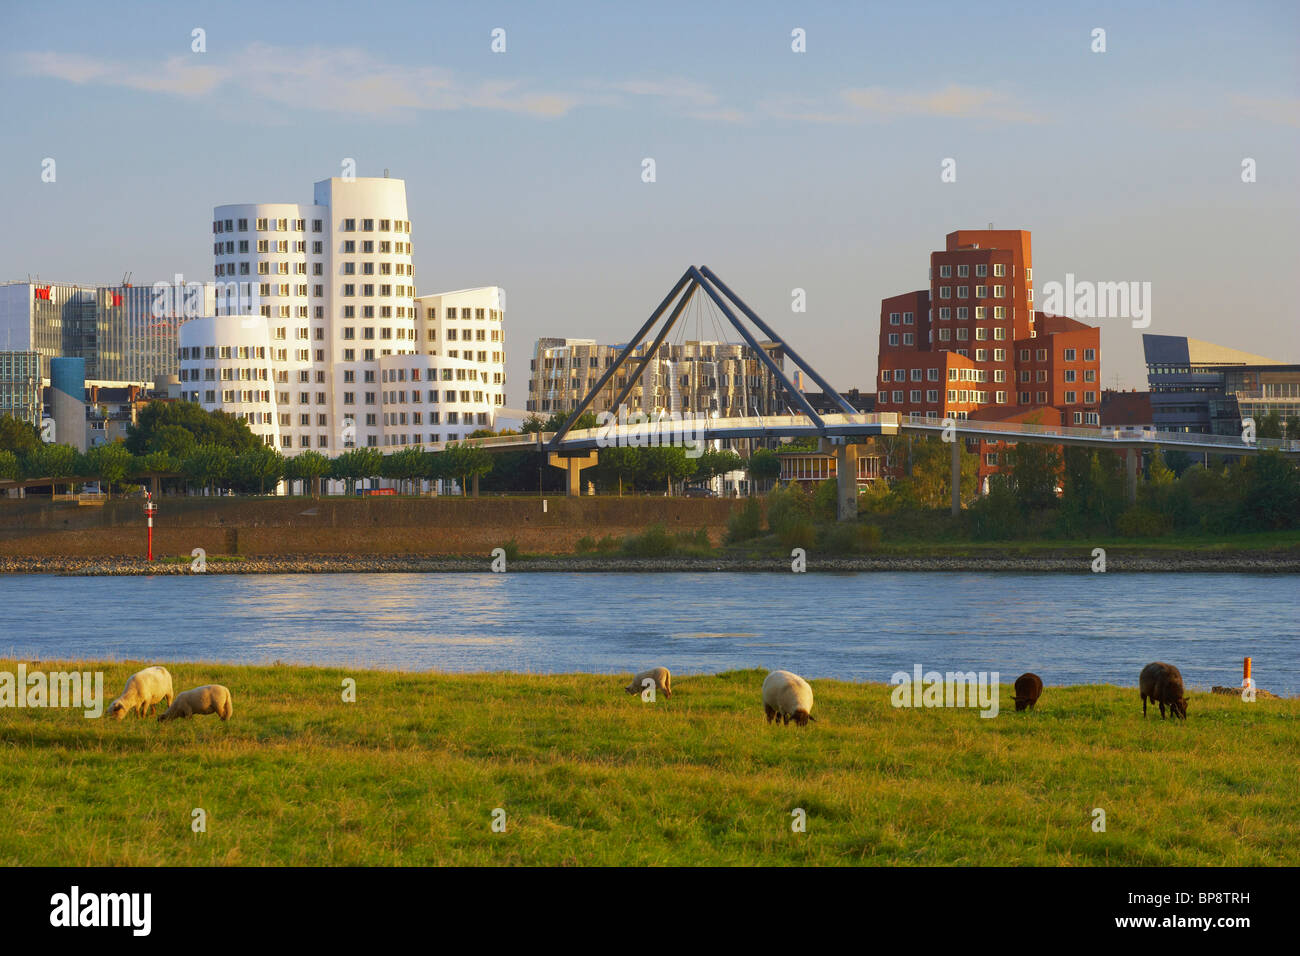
[624,666,672,698]
[158,684,233,722]
[762,670,815,726]
[107,666,174,719]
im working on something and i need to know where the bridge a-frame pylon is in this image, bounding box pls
[549,265,857,448]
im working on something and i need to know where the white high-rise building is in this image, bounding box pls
[178,176,506,454]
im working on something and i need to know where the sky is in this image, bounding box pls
[1,0,1297,405]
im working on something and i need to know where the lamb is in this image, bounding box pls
[1140,662,1188,720]
[624,666,672,698]
[158,684,233,722]
[1011,672,1044,712]
[762,670,815,726]
[107,666,174,719]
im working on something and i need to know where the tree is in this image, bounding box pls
[0,415,41,456]
[693,449,743,485]
[384,446,428,495]
[23,442,80,494]
[441,443,493,496]
[0,449,20,484]
[525,411,598,435]
[746,448,781,494]
[331,448,383,495]
[288,450,331,498]
[183,444,234,496]
[597,446,641,496]
[642,446,697,496]
[126,401,258,456]
[85,442,135,498]
[1237,450,1300,530]
[1006,440,1061,513]
[907,437,977,509]
[231,444,285,495]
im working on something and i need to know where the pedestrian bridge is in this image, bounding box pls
[430,265,1297,516]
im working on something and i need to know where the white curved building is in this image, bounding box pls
[191,176,505,457]
[177,315,281,448]
[377,353,498,448]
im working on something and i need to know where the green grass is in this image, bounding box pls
[1,660,1296,866]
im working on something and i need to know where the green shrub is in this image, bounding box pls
[622,524,677,557]
[968,475,1023,540]
[502,539,521,561]
[1116,508,1173,538]
[817,522,881,554]
[778,520,816,550]
[812,479,839,522]
[574,535,596,553]
[595,535,622,553]
[676,528,711,551]
[725,497,763,543]
[767,483,813,536]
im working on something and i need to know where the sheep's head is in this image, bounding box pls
[106,700,128,720]
[623,682,637,695]
[792,710,814,727]
[1172,697,1188,720]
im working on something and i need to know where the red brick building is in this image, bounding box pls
[876,229,1101,487]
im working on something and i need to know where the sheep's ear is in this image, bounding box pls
[808,715,817,722]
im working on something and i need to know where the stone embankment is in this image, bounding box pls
[2,551,1298,575]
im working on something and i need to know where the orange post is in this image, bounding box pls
[1243,657,1252,681]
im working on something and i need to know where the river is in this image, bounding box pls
[1,572,1295,693]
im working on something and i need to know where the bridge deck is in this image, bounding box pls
[427,413,1297,457]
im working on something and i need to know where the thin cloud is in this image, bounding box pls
[18,44,579,118]
[764,85,1042,124]
[1228,94,1300,128]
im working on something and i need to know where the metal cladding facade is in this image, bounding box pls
[527,337,788,419]
[49,356,87,452]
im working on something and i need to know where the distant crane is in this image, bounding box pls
[121,272,132,288]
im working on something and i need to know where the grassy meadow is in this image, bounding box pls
[1,660,1296,866]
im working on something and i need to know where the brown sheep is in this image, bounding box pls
[1140,662,1187,720]
[158,684,233,722]
[1011,672,1043,712]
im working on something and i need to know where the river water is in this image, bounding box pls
[1,572,1295,693]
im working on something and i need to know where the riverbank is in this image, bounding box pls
[3,549,1300,574]
[1,660,1295,866]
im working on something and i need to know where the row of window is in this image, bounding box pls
[879,388,1099,407]
[936,263,1011,278]
[935,306,1009,320]
[212,218,412,235]
[937,285,1008,300]
[1018,347,1097,363]
[339,284,415,298]
[340,219,411,233]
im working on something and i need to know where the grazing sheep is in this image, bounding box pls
[158,685,233,722]
[624,666,672,698]
[1140,662,1188,721]
[762,670,815,726]
[1011,672,1044,712]
[107,666,174,720]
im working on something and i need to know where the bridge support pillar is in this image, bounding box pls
[951,438,961,517]
[820,439,860,521]
[548,451,599,497]
[1126,448,1138,504]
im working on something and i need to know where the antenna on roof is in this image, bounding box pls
[384,168,390,178]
